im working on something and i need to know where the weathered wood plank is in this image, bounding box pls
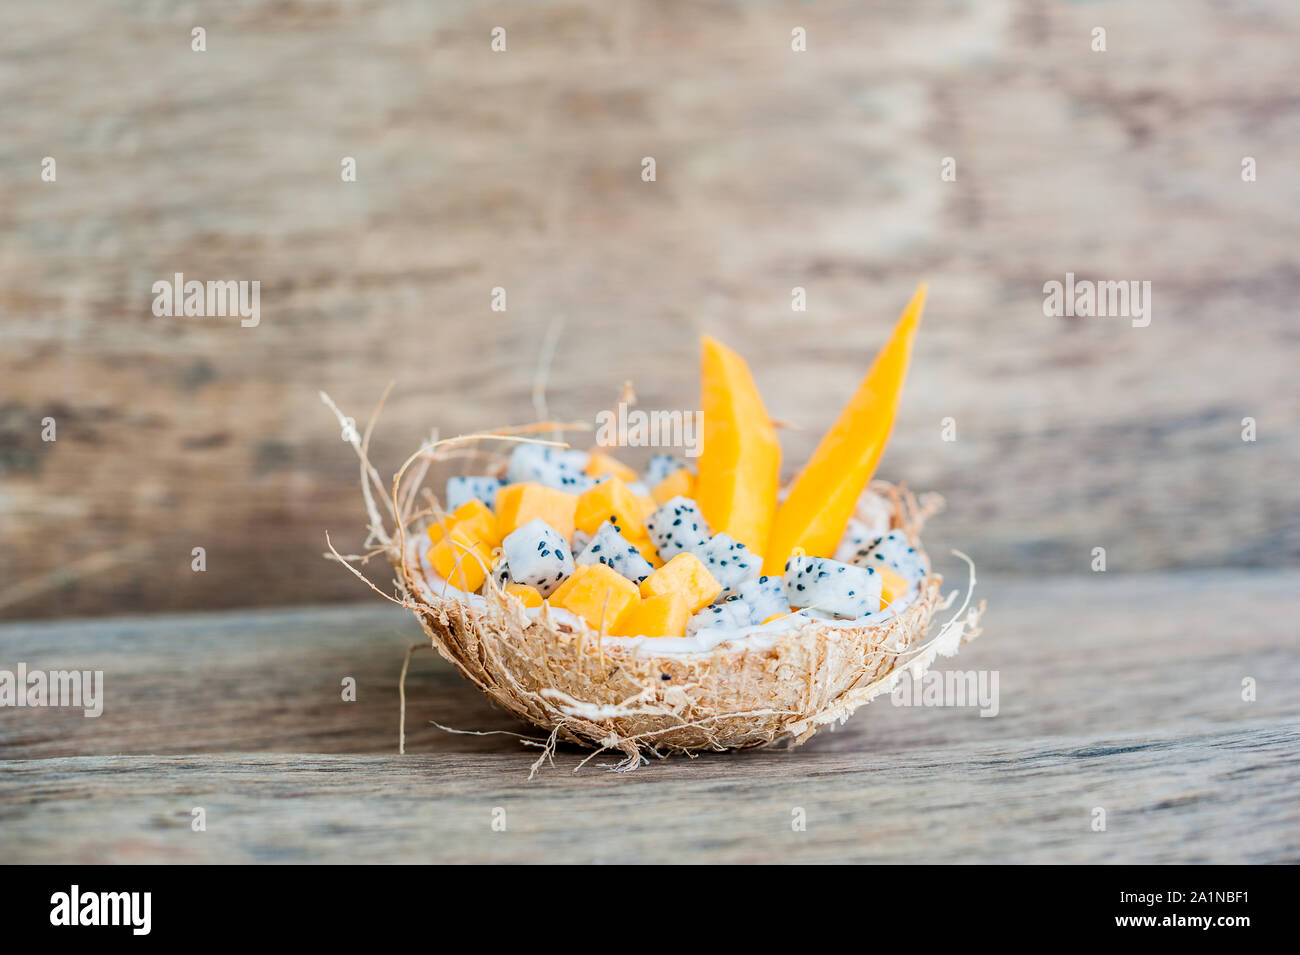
[2,571,1298,862]
[3,726,1297,864]
[2,1,1299,618]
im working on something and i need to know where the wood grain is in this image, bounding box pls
[2,1,1299,618]
[2,571,1297,863]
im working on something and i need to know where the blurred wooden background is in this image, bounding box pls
[2,0,1297,619]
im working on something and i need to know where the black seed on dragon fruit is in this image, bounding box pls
[576,521,655,584]
[784,555,882,619]
[644,495,711,560]
[850,530,927,580]
[500,518,575,596]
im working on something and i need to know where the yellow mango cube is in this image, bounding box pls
[636,495,658,520]
[549,563,641,631]
[651,468,696,505]
[429,528,494,592]
[614,592,689,638]
[429,498,501,546]
[448,498,501,547]
[502,582,543,607]
[638,552,721,614]
[574,477,646,539]
[427,515,453,545]
[584,451,639,484]
[879,567,909,607]
[495,483,578,540]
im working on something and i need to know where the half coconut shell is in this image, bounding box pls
[393,485,977,770]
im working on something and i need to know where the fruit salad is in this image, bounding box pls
[418,285,930,645]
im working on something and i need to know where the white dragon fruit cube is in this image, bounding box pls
[644,453,685,488]
[689,533,760,591]
[504,443,594,492]
[785,555,881,619]
[833,517,878,564]
[644,496,711,560]
[500,518,575,596]
[576,521,655,584]
[446,475,506,512]
[850,530,927,581]
[686,597,756,637]
[733,575,790,622]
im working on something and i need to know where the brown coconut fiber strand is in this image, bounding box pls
[321,391,984,775]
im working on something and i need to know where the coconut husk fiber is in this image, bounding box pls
[321,389,984,774]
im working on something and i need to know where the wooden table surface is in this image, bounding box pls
[3,568,1297,863]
